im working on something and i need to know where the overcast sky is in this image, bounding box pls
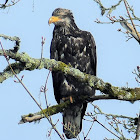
[0,0,140,140]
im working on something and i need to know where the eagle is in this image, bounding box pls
[49,8,97,139]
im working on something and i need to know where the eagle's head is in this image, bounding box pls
[48,8,75,27]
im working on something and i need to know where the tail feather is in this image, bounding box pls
[63,103,87,139]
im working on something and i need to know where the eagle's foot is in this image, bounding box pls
[62,96,73,103]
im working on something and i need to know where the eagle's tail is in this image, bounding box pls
[63,103,87,139]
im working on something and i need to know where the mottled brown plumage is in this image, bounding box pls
[49,8,97,139]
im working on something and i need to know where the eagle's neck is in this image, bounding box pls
[55,21,80,35]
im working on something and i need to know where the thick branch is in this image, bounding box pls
[19,95,116,124]
[1,49,140,101]
[19,100,70,124]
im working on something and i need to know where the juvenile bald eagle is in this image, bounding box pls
[49,8,97,139]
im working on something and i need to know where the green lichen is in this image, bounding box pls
[111,87,138,101]
[20,52,31,62]
[84,73,89,80]
[26,62,36,70]
[40,100,71,116]
[57,61,68,72]
[37,61,44,69]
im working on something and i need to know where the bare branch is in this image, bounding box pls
[0,0,20,9]
[85,104,136,139]
[94,0,140,44]
[0,41,65,140]
[125,1,140,21]
[123,0,140,44]
[95,117,121,139]
[133,66,140,84]
[120,16,140,44]
[93,0,123,15]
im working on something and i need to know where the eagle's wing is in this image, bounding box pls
[50,34,63,104]
[85,32,97,76]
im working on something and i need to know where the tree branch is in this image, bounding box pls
[93,0,123,15]
[123,0,140,44]
[18,95,116,124]
[0,34,20,51]
[0,0,20,9]
[1,49,140,101]
[1,47,140,127]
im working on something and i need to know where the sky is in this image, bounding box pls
[0,0,140,140]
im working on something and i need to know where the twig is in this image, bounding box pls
[0,0,20,9]
[44,71,51,108]
[123,0,140,43]
[132,67,140,84]
[84,120,95,139]
[4,0,9,5]
[91,103,135,120]
[126,1,140,21]
[95,17,140,25]
[41,37,45,60]
[85,104,136,138]
[43,70,54,138]
[39,37,54,136]
[94,0,123,15]
[0,40,64,140]
[37,37,46,68]
[0,41,42,110]
[94,117,121,139]
[108,118,125,139]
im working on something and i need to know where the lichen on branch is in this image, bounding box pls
[1,48,140,101]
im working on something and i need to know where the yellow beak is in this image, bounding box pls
[48,16,62,25]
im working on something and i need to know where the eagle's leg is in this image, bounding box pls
[62,96,73,103]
